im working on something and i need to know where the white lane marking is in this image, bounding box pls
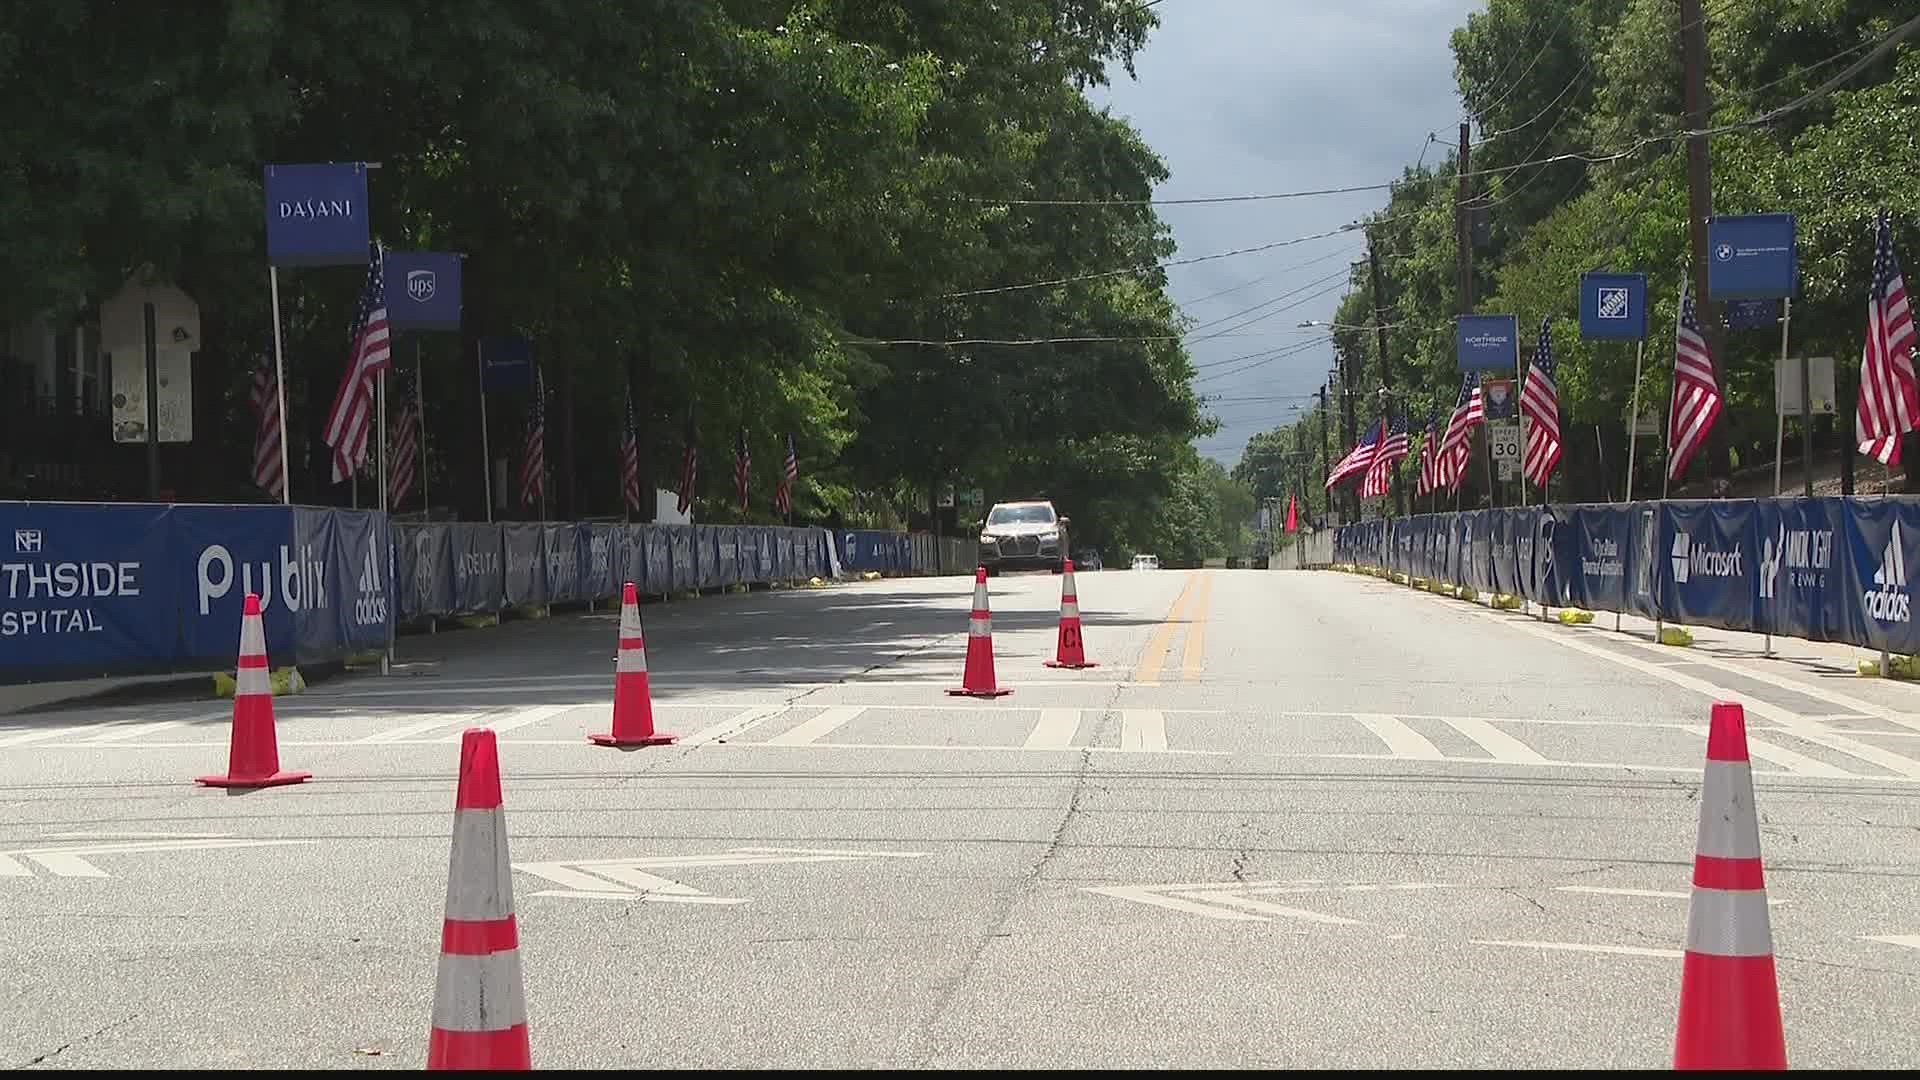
[1436,715,1548,764]
[764,706,867,747]
[1120,710,1167,752]
[1553,885,1788,906]
[0,837,315,878]
[1472,939,1681,959]
[1353,713,1443,760]
[1082,885,1267,922]
[1683,724,1854,779]
[1025,709,1082,749]
[78,720,186,745]
[355,711,490,744]
[682,702,796,746]
[0,726,92,749]
[1863,934,1920,950]
[1612,635,1920,736]
[458,703,574,739]
[515,847,924,905]
[1483,612,1920,779]
[1182,890,1364,925]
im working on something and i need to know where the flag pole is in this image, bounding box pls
[478,339,494,523]
[268,266,293,506]
[1625,340,1644,504]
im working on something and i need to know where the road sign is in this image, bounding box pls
[1707,213,1798,300]
[513,846,925,903]
[1456,314,1519,371]
[1579,272,1648,340]
[1776,356,1837,416]
[1489,419,1521,480]
[0,833,313,878]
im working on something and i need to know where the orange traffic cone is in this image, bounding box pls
[428,729,531,1070]
[195,592,310,789]
[1044,558,1098,670]
[947,566,1012,698]
[589,582,676,747]
[1674,701,1786,1070]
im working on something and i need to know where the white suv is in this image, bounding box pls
[977,499,1070,574]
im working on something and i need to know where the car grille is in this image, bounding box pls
[999,536,1041,557]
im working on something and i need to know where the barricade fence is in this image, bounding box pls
[1270,531,1334,570]
[1320,497,1920,657]
[1,500,961,686]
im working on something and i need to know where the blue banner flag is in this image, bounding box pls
[1456,315,1520,371]
[1579,272,1648,340]
[479,336,534,392]
[264,163,371,268]
[383,251,463,331]
[1707,213,1798,301]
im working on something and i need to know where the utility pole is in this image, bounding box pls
[1681,0,1729,490]
[1318,382,1332,525]
[1337,350,1358,521]
[1368,239,1401,516]
[1456,121,1492,509]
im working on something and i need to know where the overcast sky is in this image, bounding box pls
[1086,0,1480,467]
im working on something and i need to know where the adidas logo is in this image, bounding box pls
[1863,524,1911,624]
[358,544,384,594]
[353,544,388,627]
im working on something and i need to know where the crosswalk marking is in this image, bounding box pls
[1436,716,1548,764]
[0,726,91,749]
[355,711,488,744]
[467,704,575,738]
[1353,713,1443,760]
[683,702,796,746]
[765,706,867,747]
[1181,890,1363,925]
[1025,708,1082,750]
[1120,709,1167,752]
[80,720,185,745]
[1472,939,1682,959]
[1684,725,1854,779]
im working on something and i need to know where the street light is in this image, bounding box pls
[1298,319,1375,332]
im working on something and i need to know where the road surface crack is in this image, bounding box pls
[23,1014,136,1066]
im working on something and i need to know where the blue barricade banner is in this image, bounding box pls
[1838,497,1920,656]
[450,524,504,613]
[839,530,913,572]
[754,528,776,581]
[712,528,738,588]
[398,524,453,621]
[543,524,580,604]
[178,505,314,665]
[636,525,665,593]
[1,503,177,679]
[661,525,695,592]
[1665,500,1759,632]
[1560,506,1629,612]
[580,525,620,599]
[1753,499,1843,643]
[778,530,796,579]
[1626,504,1663,618]
[503,525,545,607]
[323,508,392,657]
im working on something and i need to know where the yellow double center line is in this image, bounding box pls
[1135,572,1212,683]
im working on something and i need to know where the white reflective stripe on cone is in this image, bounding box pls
[431,951,529,1031]
[1694,761,1763,860]
[970,617,992,637]
[443,808,515,922]
[1684,888,1775,957]
[616,648,649,674]
[620,603,642,636]
[1061,602,1081,620]
[972,584,989,609]
[235,666,273,696]
[240,617,267,658]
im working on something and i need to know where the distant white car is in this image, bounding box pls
[1131,554,1161,570]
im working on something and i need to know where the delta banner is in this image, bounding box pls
[0,502,389,683]
[264,163,371,268]
[1329,497,1920,656]
[1707,213,1798,301]
[383,251,463,332]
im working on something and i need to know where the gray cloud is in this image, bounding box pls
[1088,0,1476,466]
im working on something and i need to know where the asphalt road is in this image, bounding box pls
[2,567,1918,1068]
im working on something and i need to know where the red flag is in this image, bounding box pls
[1284,492,1298,533]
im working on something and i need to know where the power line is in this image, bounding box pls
[1171,241,1362,308]
[1182,265,1356,337]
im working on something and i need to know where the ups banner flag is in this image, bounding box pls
[0,501,390,684]
[1332,496,1920,656]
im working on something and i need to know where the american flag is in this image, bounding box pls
[676,409,698,516]
[248,363,284,500]
[1415,416,1440,497]
[1667,277,1723,483]
[321,242,393,483]
[1856,210,1918,466]
[734,427,751,512]
[519,365,546,512]
[388,368,421,509]
[1325,419,1382,490]
[1518,317,1561,489]
[1437,371,1484,490]
[1361,413,1409,498]
[774,433,797,518]
[620,384,643,513]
